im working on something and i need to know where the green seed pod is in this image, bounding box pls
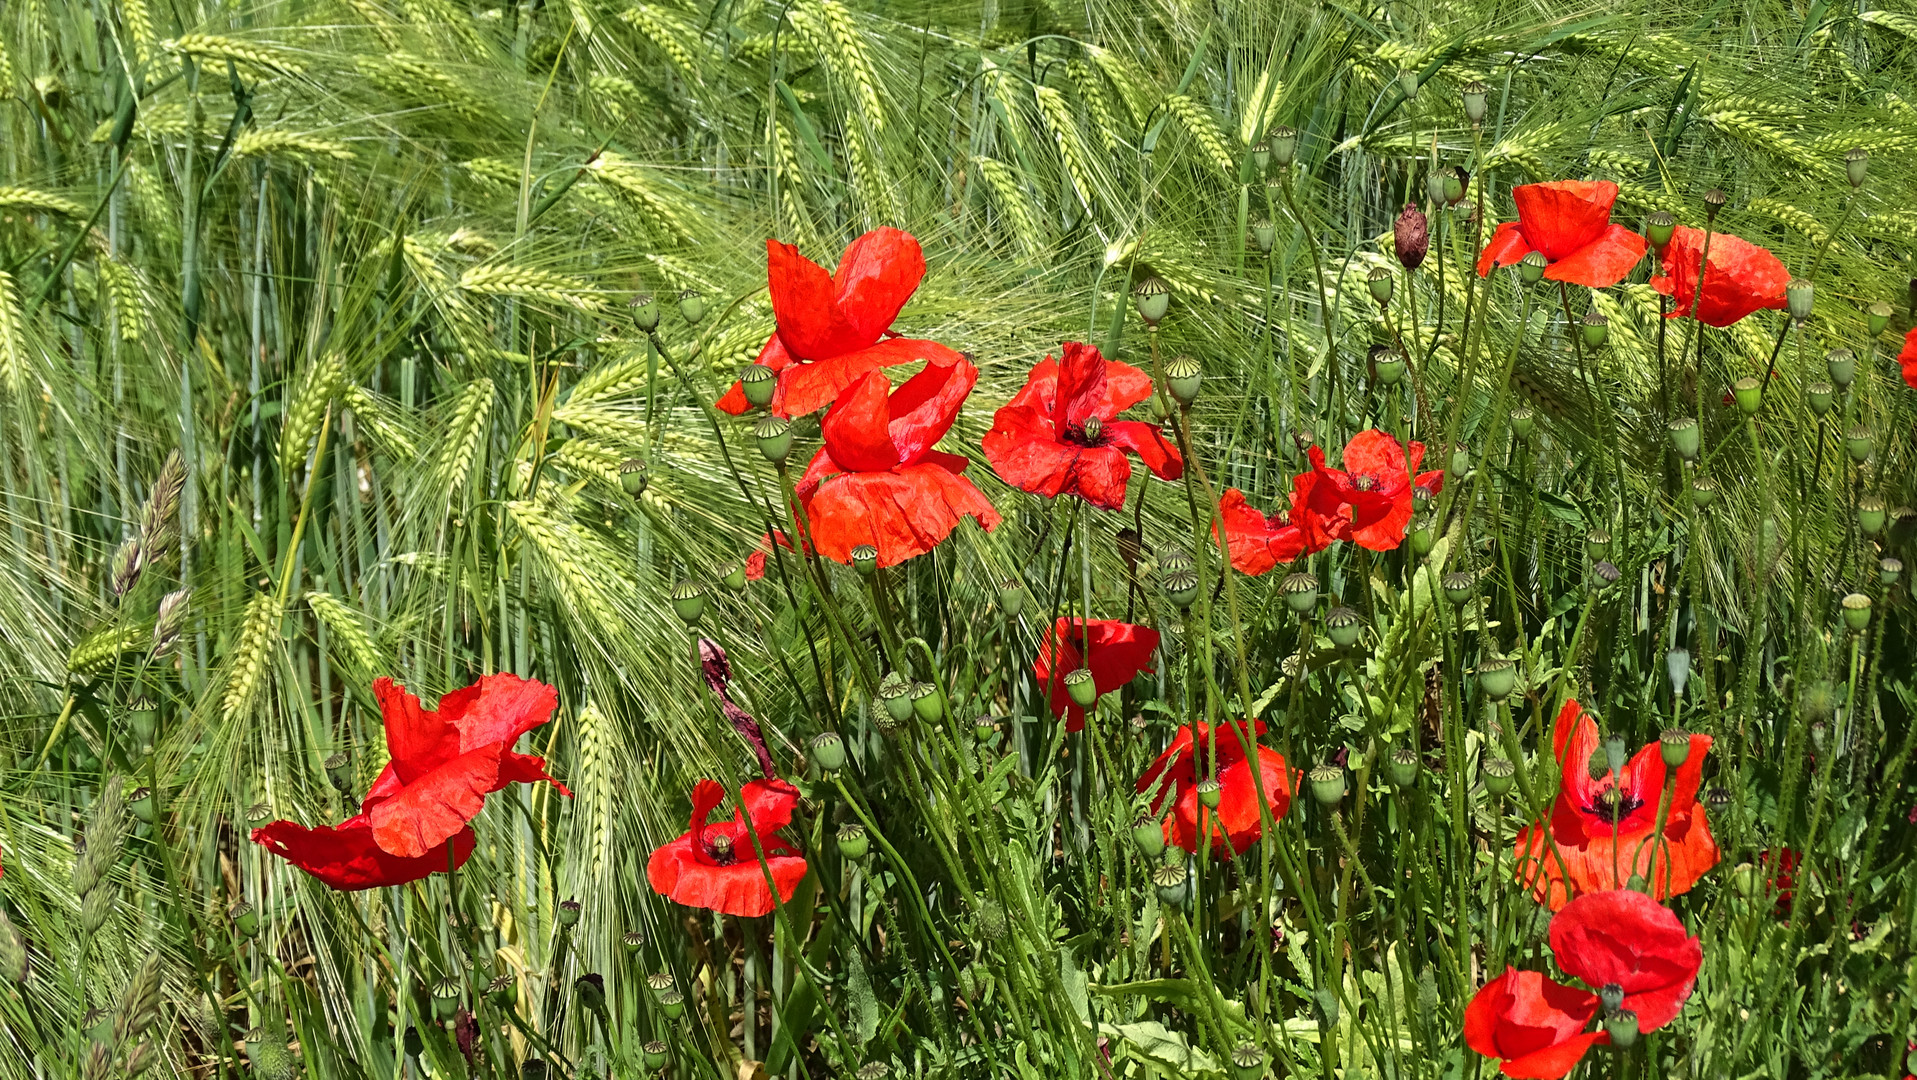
[1806,381,1835,417]
[1367,266,1394,306]
[1785,279,1813,324]
[740,364,778,408]
[1249,140,1271,173]
[712,561,744,594]
[1387,747,1420,788]
[1426,167,1449,205]
[910,682,943,723]
[230,901,259,939]
[1482,757,1516,797]
[1703,188,1727,220]
[1585,528,1612,562]
[1131,816,1166,858]
[1580,312,1609,350]
[1477,658,1517,702]
[1162,568,1200,609]
[1660,728,1691,768]
[1645,212,1675,249]
[129,786,154,824]
[1510,407,1536,441]
[324,751,353,794]
[1399,70,1420,100]
[1448,443,1471,478]
[878,675,914,726]
[1443,167,1466,206]
[1845,147,1868,188]
[856,1063,892,1080]
[1152,862,1190,908]
[1133,277,1171,325]
[1325,606,1364,648]
[1605,1009,1640,1050]
[623,930,646,953]
[1691,476,1719,508]
[1268,126,1298,168]
[1315,987,1341,1026]
[643,1041,668,1069]
[1841,592,1871,633]
[1731,376,1763,415]
[670,580,706,625]
[1373,347,1406,387]
[658,987,685,1019]
[810,731,847,773]
[246,801,273,825]
[1308,764,1346,808]
[1250,217,1276,254]
[1667,417,1701,461]
[1231,1041,1267,1080]
[1441,571,1473,606]
[432,977,461,1021]
[128,697,158,751]
[1410,515,1438,557]
[1164,356,1202,405]
[0,910,26,984]
[619,458,649,498]
[1845,423,1873,464]
[1281,572,1319,614]
[629,294,660,333]
[574,973,607,1019]
[486,975,516,1008]
[999,578,1028,618]
[850,544,879,579]
[1859,495,1887,536]
[1825,348,1856,389]
[1518,250,1547,285]
[1063,668,1097,708]
[1878,556,1902,587]
[755,416,793,464]
[1461,81,1489,126]
[972,715,999,743]
[1867,300,1893,337]
[1592,560,1621,590]
[1196,778,1223,809]
[646,973,675,997]
[676,289,706,325]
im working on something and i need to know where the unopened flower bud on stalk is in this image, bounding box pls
[755,416,793,463]
[1667,418,1700,461]
[1132,816,1166,857]
[1308,764,1345,807]
[676,288,706,325]
[740,364,778,408]
[1409,515,1438,556]
[1399,70,1420,100]
[1133,277,1171,325]
[1395,203,1428,270]
[1785,279,1813,324]
[1164,356,1202,405]
[1448,443,1471,478]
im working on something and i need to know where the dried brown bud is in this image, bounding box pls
[1394,203,1429,270]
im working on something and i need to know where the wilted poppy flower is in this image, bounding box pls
[1304,430,1444,551]
[1034,617,1160,732]
[981,342,1182,510]
[1515,700,1717,910]
[1395,203,1429,270]
[1215,482,1334,576]
[794,359,1000,566]
[252,814,476,891]
[1650,226,1789,327]
[360,675,572,859]
[1898,327,1917,390]
[1475,181,1647,288]
[1137,720,1294,856]
[716,229,964,418]
[646,778,808,917]
[1465,968,1608,1079]
[1550,889,1703,1032]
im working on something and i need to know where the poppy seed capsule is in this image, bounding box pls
[1426,167,1450,205]
[1841,592,1871,632]
[910,681,943,722]
[1592,560,1621,590]
[1232,1041,1267,1080]
[229,901,259,938]
[1580,311,1609,350]
[646,973,675,995]
[1660,728,1691,768]
[1461,81,1489,126]
[1845,146,1868,188]
[657,987,685,1018]
[1132,816,1166,857]
[1367,266,1394,306]
[1374,348,1406,386]
[1731,376,1763,415]
[1395,203,1428,270]
[1281,572,1319,613]
[1703,187,1727,219]
[1162,568,1200,609]
[972,714,999,742]
[1645,211,1675,249]
[718,561,747,593]
[999,578,1027,618]
[754,416,793,463]
[1845,424,1873,463]
[1133,277,1171,325]
[1482,757,1515,797]
[1152,862,1190,907]
[878,677,914,725]
[642,1042,668,1069]
[574,974,607,1018]
[1605,1009,1640,1049]
[129,787,154,823]
[1250,140,1271,173]
[1444,167,1467,205]
[850,544,878,578]
[1388,746,1420,788]
[1063,668,1097,708]
[740,364,778,408]
[1785,279,1814,324]
[1251,216,1276,254]
[669,580,706,625]
[1196,778,1223,809]
[629,293,660,333]
[245,799,271,824]
[324,750,353,794]
[1325,607,1364,648]
[129,697,158,750]
[1518,250,1547,285]
[1585,528,1611,561]
[1448,443,1471,478]
[676,288,706,325]
[1477,658,1517,701]
[836,823,869,860]
[1308,764,1345,807]
[1269,126,1298,168]
[557,899,581,928]
[1667,417,1701,461]
[1825,348,1856,388]
[857,1064,891,1080]
[1859,495,1887,536]
[1806,382,1834,417]
[1410,515,1438,556]
[1867,300,1893,337]
[1691,476,1719,508]
[487,974,515,1007]
[432,977,461,1021]
[623,930,645,953]
[1510,406,1536,441]
[1165,356,1202,405]
[810,731,847,773]
[618,458,649,497]
[1879,557,1902,587]
[1441,571,1473,605]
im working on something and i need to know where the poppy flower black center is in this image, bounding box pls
[1353,474,1378,492]
[704,832,738,865]
[1587,784,1644,824]
[1064,420,1110,448]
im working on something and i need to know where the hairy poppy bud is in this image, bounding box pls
[1845,146,1868,188]
[1196,778,1222,809]
[1510,406,1536,441]
[1410,515,1437,557]
[1164,356,1202,405]
[910,681,943,723]
[1824,348,1855,388]
[1325,606,1364,648]
[1367,266,1395,306]
[1308,764,1345,807]
[1152,862,1190,907]
[1063,668,1097,708]
[1667,647,1692,699]
[755,416,793,463]
[1703,188,1727,219]
[1482,757,1515,797]
[1841,592,1871,632]
[642,1043,668,1070]
[1859,495,1887,536]
[740,364,778,408]
[1667,417,1701,461]
[1395,203,1428,270]
[1519,250,1547,285]
[1806,381,1834,417]
[670,580,706,625]
[1580,311,1609,350]
[1426,167,1449,205]
[1478,658,1517,701]
[1867,300,1892,337]
[676,289,706,325]
[1785,279,1813,324]
[1132,816,1166,857]
[1250,216,1275,254]
[1268,126,1297,168]
[1844,423,1873,463]
[1441,571,1473,606]
[1731,376,1763,415]
[1232,1042,1267,1080]
[1880,556,1902,586]
[1162,568,1199,609]
[999,578,1027,618]
[1645,212,1675,248]
[1691,475,1719,508]
[1282,572,1318,614]
[1250,140,1270,173]
[850,545,878,578]
[1461,81,1488,126]
[619,458,649,497]
[1399,70,1420,100]
[1388,747,1420,788]
[836,823,869,859]
[629,293,659,333]
[810,731,847,773]
[229,901,259,939]
[1134,277,1171,325]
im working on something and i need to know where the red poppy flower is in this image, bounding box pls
[980,342,1182,510]
[252,814,476,891]
[716,229,965,418]
[1550,889,1702,1032]
[1898,327,1917,390]
[646,778,808,917]
[1465,968,1608,1079]
[1475,181,1647,288]
[1033,617,1160,732]
[360,675,572,859]
[1515,700,1717,910]
[743,529,809,581]
[1215,477,1336,576]
[793,359,1000,566]
[1650,226,1789,328]
[1136,720,1294,856]
[1304,430,1444,552]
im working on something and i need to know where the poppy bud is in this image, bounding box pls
[999,578,1027,618]
[623,930,646,953]
[1841,592,1871,632]
[1605,1009,1639,1050]
[1395,203,1428,270]
[831,824,870,859]
[1461,81,1489,126]
[1518,251,1546,285]
[1482,757,1515,797]
[850,544,878,578]
[1162,568,1199,609]
[1879,556,1902,587]
[810,731,847,773]
[1806,381,1834,417]
[643,1042,668,1069]
[129,786,154,824]
[1592,560,1621,590]
[1824,348,1855,388]
[910,681,943,722]
[229,901,259,939]
[129,697,158,750]
[1859,495,1887,536]
[1410,515,1437,557]
[1399,70,1421,100]
[1063,668,1097,708]
[1387,747,1420,787]
[857,1064,891,1080]
[1164,356,1202,405]
[1196,778,1223,809]
[1281,572,1319,614]
[1250,140,1270,173]
[1703,188,1727,219]
[1867,300,1892,337]
[619,458,649,497]
[1845,146,1868,188]
[557,898,581,928]
[1667,417,1701,461]
[1367,266,1395,306]
[1268,126,1297,168]
[574,973,607,1019]
[432,977,461,1021]
[1597,733,1627,776]
[1152,862,1190,907]
[1580,311,1609,350]
[740,364,778,409]
[677,289,706,325]
[1477,658,1517,701]
[1250,216,1276,254]
[1308,763,1345,807]
[1132,816,1166,857]
[629,294,660,332]
[1691,476,1718,508]
[1134,277,1171,325]
[1426,168,1449,206]
[1844,423,1873,463]
[1441,571,1473,606]
[658,987,686,1019]
[1802,680,1836,722]
[755,416,793,463]
[1510,406,1536,441]
[1785,279,1813,324]
[1232,1041,1267,1080]
[1448,444,1471,478]
[1645,212,1675,249]
[1585,528,1611,561]
[1373,347,1406,387]
[1731,376,1763,415]
[670,580,706,625]
[1325,606,1364,648]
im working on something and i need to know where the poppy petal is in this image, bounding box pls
[1056,341,1110,430]
[1899,328,1917,389]
[820,371,903,472]
[801,463,1000,566]
[368,743,508,858]
[437,673,559,752]
[1542,224,1647,289]
[253,818,475,891]
[1511,180,1618,261]
[776,337,966,419]
[1102,420,1183,482]
[1549,889,1701,1031]
[1477,221,1534,277]
[1464,968,1605,1080]
[886,356,977,465]
[1036,618,1159,731]
[982,405,1078,499]
[829,227,929,346]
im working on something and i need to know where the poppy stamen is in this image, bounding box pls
[703,832,738,866]
[1587,784,1644,823]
